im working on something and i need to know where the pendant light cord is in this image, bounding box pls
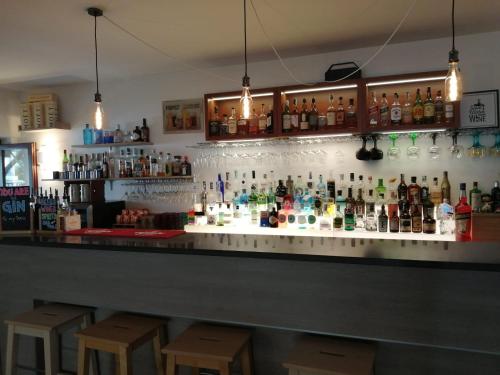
[94,14,100,95]
[451,0,455,50]
[243,0,248,79]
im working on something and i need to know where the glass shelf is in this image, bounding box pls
[71,141,153,148]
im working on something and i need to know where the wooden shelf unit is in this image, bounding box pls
[42,176,193,183]
[18,121,70,132]
[203,70,459,141]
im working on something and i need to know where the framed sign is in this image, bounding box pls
[0,186,32,232]
[162,99,203,134]
[460,90,499,129]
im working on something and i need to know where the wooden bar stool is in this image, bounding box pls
[4,303,97,375]
[75,313,166,375]
[283,336,376,375]
[162,323,254,375]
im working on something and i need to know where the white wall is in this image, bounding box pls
[0,88,22,142]
[5,31,500,211]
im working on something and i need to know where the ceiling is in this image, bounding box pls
[1,0,499,89]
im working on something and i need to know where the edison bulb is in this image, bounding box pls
[95,101,104,130]
[240,86,252,119]
[445,61,463,102]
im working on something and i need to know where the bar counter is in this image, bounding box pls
[1,232,499,373]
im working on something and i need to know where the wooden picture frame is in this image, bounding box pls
[162,98,203,134]
[460,89,499,129]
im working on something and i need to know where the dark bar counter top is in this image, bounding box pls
[0,232,499,271]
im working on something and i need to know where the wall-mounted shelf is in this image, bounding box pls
[71,141,153,148]
[203,70,460,142]
[42,176,192,182]
[18,122,71,132]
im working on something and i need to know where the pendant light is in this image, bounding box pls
[87,7,104,129]
[240,0,252,119]
[444,0,463,102]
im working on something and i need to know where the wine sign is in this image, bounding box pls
[39,199,58,231]
[0,186,32,232]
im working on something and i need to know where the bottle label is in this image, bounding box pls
[327,112,336,126]
[336,111,345,124]
[445,103,454,118]
[390,107,402,122]
[228,120,237,134]
[287,214,296,224]
[291,114,299,129]
[412,218,422,232]
[278,213,287,223]
[471,192,482,211]
[269,215,278,226]
[300,120,309,130]
[308,215,316,225]
[282,114,291,129]
[455,212,471,235]
[423,221,436,233]
[258,118,266,131]
[400,218,411,232]
[402,107,413,124]
[424,103,435,118]
[368,105,379,126]
[413,106,424,120]
[266,116,272,128]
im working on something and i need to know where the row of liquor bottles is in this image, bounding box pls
[368,87,454,127]
[189,171,500,241]
[82,118,151,145]
[57,149,192,180]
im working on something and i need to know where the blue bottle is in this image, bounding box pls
[83,123,93,144]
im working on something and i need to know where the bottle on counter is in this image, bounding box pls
[441,171,451,202]
[83,123,93,144]
[455,183,472,241]
[469,181,482,213]
[411,203,422,233]
[141,118,150,142]
[492,181,500,213]
[113,124,124,143]
[378,204,388,232]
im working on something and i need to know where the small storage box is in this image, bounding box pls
[325,62,362,81]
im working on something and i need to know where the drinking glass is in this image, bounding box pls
[449,132,464,159]
[356,136,371,160]
[490,133,500,157]
[407,132,420,160]
[369,136,384,160]
[387,134,401,160]
[428,133,441,160]
[468,132,487,159]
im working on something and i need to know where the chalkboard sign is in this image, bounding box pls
[0,186,32,232]
[39,199,58,231]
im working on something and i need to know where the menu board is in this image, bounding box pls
[40,199,58,231]
[0,186,32,232]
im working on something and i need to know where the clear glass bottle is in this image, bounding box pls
[368,92,379,127]
[113,124,124,143]
[309,98,319,130]
[228,107,237,135]
[327,94,336,126]
[379,93,389,127]
[423,87,435,124]
[336,96,345,126]
[430,177,442,206]
[390,93,402,125]
[346,98,356,126]
[300,98,309,131]
[365,202,377,231]
[291,98,300,132]
[249,107,259,135]
[282,100,292,133]
[258,104,267,134]
[402,91,413,125]
[355,188,365,229]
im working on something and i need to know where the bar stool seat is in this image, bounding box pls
[4,303,96,375]
[162,323,254,375]
[283,336,376,375]
[75,313,166,375]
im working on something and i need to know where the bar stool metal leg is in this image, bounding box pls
[5,324,17,375]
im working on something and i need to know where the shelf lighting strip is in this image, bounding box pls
[208,92,274,101]
[282,84,357,95]
[366,76,446,87]
[378,128,447,135]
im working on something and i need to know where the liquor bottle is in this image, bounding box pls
[269,207,278,228]
[258,104,267,134]
[278,200,290,228]
[376,178,386,199]
[336,96,345,126]
[314,190,323,216]
[349,173,355,189]
[309,98,319,130]
[237,111,249,136]
[141,118,150,142]
[282,100,292,133]
[411,203,422,233]
[445,100,454,124]
[62,149,69,175]
[113,124,124,143]
[316,175,327,200]
[108,149,116,178]
[389,207,399,233]
[400,202,412,232]
[336,189,346,214]
[441,171,451,202]
[408,176,421,205]
[327,94,336,126]
[344,188,355,231]
[164,153,173,177]
[402,92,413,125]
[355,188,365,229]
[149,150,158,177]
[248,108,259,135]
[291,98,300,132]
[326,172,336,200]
[300,98,309,131]
[182,156,191,176]
[228,107,237,135]
[275,180,287,210]
[357,175,365,192]
[412,89,424,124]
[220,114,229,136]
[257,184,268,213]
[368,92,379,127]
[266,105,274,134]
[422,201,436,234]
[430,177,442,206]
[455,183,472,241]
[209,107,221,136]
[492,181,500,213]
[398,173,408,200]
[390,93,402,125]
[469,181,482,213]
[423,87,435,124]
[102,153,109,179]
[379,93,389,127]
[365,202,377,231]
[346,98,356,126]
[378,204,388,232]
[434,90,444,124]
[333,205,344,230]
[133,126,143,141]
[285,175,294,204]
[420,176,429,203]
[294,175,306,201]
[83,123,93,144]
